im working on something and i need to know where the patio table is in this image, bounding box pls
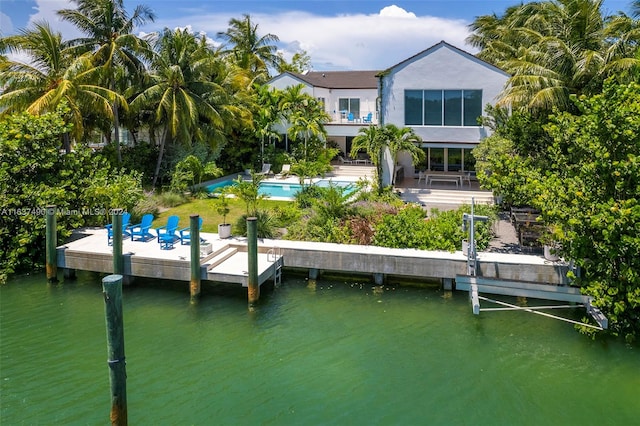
[425,173,463,187]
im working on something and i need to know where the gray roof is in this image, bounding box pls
[289,71,379,89]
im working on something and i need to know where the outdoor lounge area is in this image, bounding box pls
[107,213,207,250]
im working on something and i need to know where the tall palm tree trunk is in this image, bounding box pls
[113,102,122,164]
[152,128,169,188]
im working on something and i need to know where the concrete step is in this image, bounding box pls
[400,188,494,206]
[200,244,231,263]
[331,165,375,178]
[205,247,238,271]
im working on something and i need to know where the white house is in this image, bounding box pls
[267,70,379,156]
[267,41,509,174]
[379,41,509,176]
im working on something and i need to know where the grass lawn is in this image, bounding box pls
[155,197,291,233]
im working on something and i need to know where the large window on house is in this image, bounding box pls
[339,98,360,118]
[405,89,482,126]
[405,90,423,125]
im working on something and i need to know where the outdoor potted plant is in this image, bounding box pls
[216,191,232,239]
[540,226,561,261]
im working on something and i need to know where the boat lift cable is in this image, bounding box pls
[477,295,603,330]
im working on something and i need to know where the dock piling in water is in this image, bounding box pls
[112,209,124,276]
[45,205,58,283]
[190,214,201,303]
[247,217,259,307]
[102,274,127,425]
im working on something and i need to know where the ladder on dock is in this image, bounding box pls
[267,246,283,286]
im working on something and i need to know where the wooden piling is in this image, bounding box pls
[112,209,124,276]
[102,274,127,426]
[189,214,201,303]
[45,205,58,283]
[247,217,259,307]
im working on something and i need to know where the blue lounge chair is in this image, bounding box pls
[347,112,355,122]
[178,217,205,245]
[155,215,180,245]
[129,214,154,241]
[362,112,373,123]
[106,212,131,245]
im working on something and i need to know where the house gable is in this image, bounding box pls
[267,72,313,93]
[379,40,510,144]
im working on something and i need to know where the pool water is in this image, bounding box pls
[259,179,354,198]
[206,179,355,199]
[205,179,236,193]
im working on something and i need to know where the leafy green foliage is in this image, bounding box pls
[476,81,640,341]
[373,205,496,251]
[215,192,230,225]
[537,82,640,342]
[0,110,143,280]
[312,183,356,222]
[83,169,144,225]
[100,141,158,184]
[228,173,266,216]
[294,184,323,209]
[233,210,276,238]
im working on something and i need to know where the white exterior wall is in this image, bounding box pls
[380,44,509,145]
[323,88,377,123]
[268,74,313,95]
[267,75,377,124]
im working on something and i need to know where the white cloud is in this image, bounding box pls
[142,5,473,71]
[3,0,476,70]
[379,5,417,18]
[1,12,14,35]
[259,7,472,70]
[28,0,83,40]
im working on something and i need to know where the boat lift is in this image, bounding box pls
[457,199,608,330]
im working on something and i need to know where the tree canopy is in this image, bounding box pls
[474,81,640,342]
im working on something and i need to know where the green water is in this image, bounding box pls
[1,272,638,425]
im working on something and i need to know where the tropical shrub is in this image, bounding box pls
[536,82,640,342]
[83,169,144,225]
[0,110,143,280]
[131,195,160,223]
[234,210,276,238]
[156,191,188,208]
[101,141,158,184]
[294,184,323,209]
[373,204,495,251]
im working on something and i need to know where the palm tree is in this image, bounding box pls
[350,125,387,192]
[58,0,155,163]
[0,22,124,152]
[277,84,330,160]
[254,84,282,166]
[217,14,281,82]
[130,28,235,187]
[382,124,425,185]
[467,0,640,111]
[286,99,330,161]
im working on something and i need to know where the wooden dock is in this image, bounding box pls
[57,228,282,287]
[57,227,573,289]
[55,227,604,327]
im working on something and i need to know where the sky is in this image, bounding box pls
[0,0,636,70]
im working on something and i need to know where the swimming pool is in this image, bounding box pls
[206,179,355,199]
[259,179,355,198]
[205,179,236,193]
